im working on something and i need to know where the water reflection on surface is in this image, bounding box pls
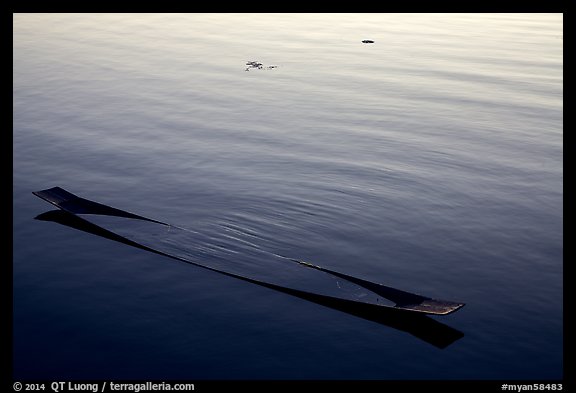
[14,13,562,379]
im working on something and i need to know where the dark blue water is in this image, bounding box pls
[13,13,563,379]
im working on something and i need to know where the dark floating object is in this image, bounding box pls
[362,39,375,43]
[33,187,464,315]
[33,187,465,348]
[245,60,278,71]
[33,187,465,347]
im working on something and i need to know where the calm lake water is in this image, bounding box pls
[13,13,563,380]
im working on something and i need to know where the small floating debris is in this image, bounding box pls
[362,40,375,44]
[245,61,278,71]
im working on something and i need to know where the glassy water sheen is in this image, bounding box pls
[13,13,563,379]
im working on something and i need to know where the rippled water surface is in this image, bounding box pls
[13,13,563,379]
